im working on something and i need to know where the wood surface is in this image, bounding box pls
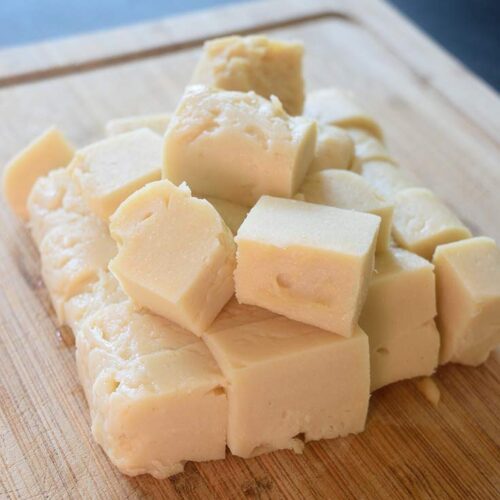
[0,0,499,498]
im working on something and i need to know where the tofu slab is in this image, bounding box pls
[204,306,369,458]
[191,35,305,115]
[235,196,380,336]
[109,180,236,335]
[163,85,316,206]
[433,237,500,366]
[70,129,162,219]
[370,320,440,391]
[105,113,171,136]
[300,170,393,251]
[309,124,354,172]
[392,188,471,260]
[304,88,383,140]
[359,247,439,390]
[3,126,74,219]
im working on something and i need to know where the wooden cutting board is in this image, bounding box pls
[1,1,499,498]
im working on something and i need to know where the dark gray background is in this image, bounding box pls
[0,0,498,90]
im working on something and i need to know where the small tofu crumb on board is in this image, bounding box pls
[0,0,499,497]
[416,377,441,407]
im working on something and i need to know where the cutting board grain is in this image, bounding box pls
[1,1,499,498]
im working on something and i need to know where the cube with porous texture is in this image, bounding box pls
[304,88,383,140]
[359,247,439,390]
[105,113,171,136]
[27,168,88,246]
[392,188,471,260]
[361,161,420,200]
[163,85,316,206]
[70,129,162,219]
[433,237,500,366]
[370,320,440,391]
[204,304,369,458]
[235,196,380,336]
[3,127,74,219]
[300,170,393,251]
[309,124,354,172]
[109,180,236,335]
[191,35,304,115]
[40,215,117,322]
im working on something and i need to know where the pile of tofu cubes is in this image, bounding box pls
[3,35,500,479]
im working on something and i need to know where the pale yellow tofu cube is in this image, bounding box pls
[360,247,437,335]
[235,196,380,336]
[163,85,316,206]
[91,342,227,478]
[370,320,440,391]
[3,127,74,220]
[359,247,439,390]
[309,124,354,172]
[70,129,162,219]
[206,197,249,235]
[105,113,171,136]
[109,180,236,335]
[392,188,471,260]
[361,161,420,200]
[40,215,117,322]
[433,237,500,366]
[304,88,383,140]
[204,308,369,458]
[27,167,88,246]
[300,170,393,251]
[191,35,304,115]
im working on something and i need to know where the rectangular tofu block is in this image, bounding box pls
[300,170,393,251]
[105,113,171,136]
[204,308,369,458]
[163,85,316,206]
[206,197,249,235]
[3,126,74,220]
[235,196,380,336]
[392,188,471,260]
[191,35,305,115]
[304,88,383,140]
[359,247,439,390]
[361,161,420,200]
[70,129,162,219]
[359,247,437,336]
[433,237,500,366]
[40,214,117,322]
[370,320,440,391]
[308,124,354,172]
[90,342,227,478]
[109,180,236,335]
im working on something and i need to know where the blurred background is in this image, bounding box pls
[0,0,498,90]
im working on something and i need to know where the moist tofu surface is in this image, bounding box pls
[361,161,420,200]
[235,196,380,336]
[70,128,162,219]
[109,179,236,335]
[163,85,317,206]
[191,35,305,115]
[300,169,393,251]
[204,308,370,458]
[433,237,500,366]
[2,127,74,220]
[392,188,471,260]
